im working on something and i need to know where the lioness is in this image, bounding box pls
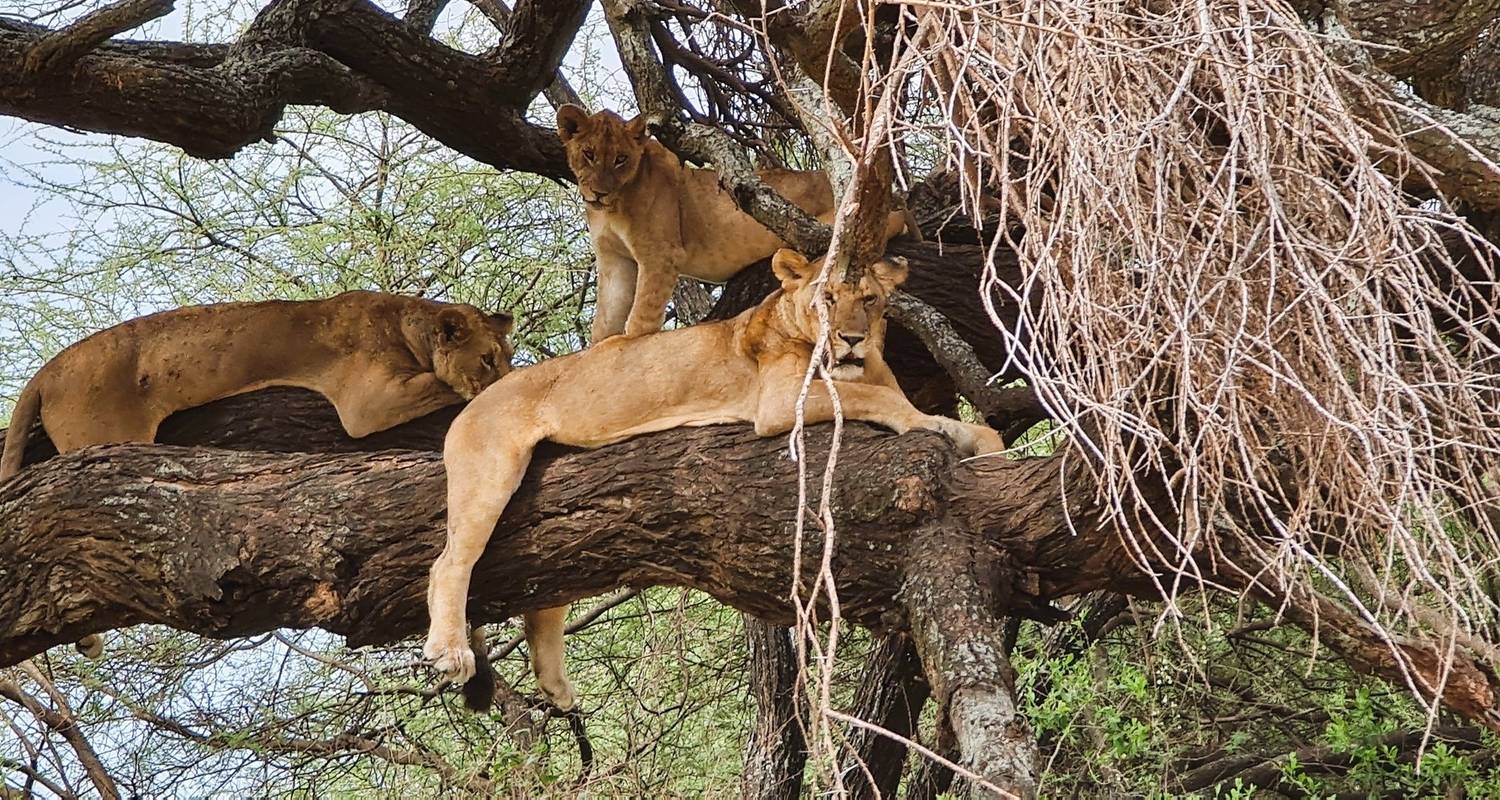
[424,249,1002,711]
[1,291,515,655]
[557,104,915,342]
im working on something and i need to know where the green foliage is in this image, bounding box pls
[1010,597,1500,799]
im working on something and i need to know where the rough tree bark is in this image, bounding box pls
[741,619,807,800]
[0,415,1147,668]
[0,0,578,177]
[840,634,930,800]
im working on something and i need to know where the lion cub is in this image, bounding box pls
[424,249,1002,712]
[557,104,913,342]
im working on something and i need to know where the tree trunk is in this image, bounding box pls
[841,634,929,800]
[741,618,807,800]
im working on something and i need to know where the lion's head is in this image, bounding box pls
[770,249,909,381]
[556,104,649,210]
[430,305,515,400]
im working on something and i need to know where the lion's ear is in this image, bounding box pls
[487,311,514,336]
[437,308,473,345]
[624,113,649,142]
[869,256,909,292]
[557,105,590,142]
[771,249,813,288]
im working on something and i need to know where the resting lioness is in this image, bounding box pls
[424,249,1002,711]
[1,291,515,655]
[557,104,915,342]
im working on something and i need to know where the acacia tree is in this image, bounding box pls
[4,1,1500,797]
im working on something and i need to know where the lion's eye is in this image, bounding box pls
[863,295,878,306]
[583,149,596,162]
[822,291,836,304]
[614,154,628,167]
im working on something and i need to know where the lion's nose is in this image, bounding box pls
[838,332,866,347]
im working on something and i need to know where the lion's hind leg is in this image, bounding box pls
[524,605,576,711]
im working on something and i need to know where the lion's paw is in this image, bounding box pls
[967,423,1005,456]
[540,676,579,712]
[424,630,477,684]
[916,416,1004,457]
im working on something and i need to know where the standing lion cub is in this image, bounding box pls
[425,249,1002,712]
[557,104,914,342]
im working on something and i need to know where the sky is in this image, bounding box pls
[0,0,624,244]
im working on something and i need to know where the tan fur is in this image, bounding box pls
[557,105,913,342]
[1,291,514,659]
[424,250,1002,710]
[1,291,515,483]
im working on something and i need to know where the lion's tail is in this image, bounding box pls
[461,626,497,712]
[0,379,41,482]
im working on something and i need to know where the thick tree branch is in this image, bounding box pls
[1334,0,1500,102]
[0,0,575,177]
[0,423,1130,666]
[20,0,173,76]
[0,14,388,160]
[471,0,583,110]
[903,521,1039,799]
[486,0,589,104]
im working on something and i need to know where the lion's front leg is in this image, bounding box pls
[424,433,530,685]
[591,246,639,343]
[622,257,678,337]
[753,366,927,438]
[334,371,459,439]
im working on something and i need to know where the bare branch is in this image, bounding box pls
[0,669,119,800]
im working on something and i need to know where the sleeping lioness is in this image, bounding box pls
[557,104,915,342]
[1,290,514,656]
[424,249,1002,711]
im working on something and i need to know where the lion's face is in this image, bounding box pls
[430,306,515,400]
[556,104,649,210]
[771,249,909,381]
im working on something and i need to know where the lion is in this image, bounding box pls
[556,104,917,342]
[1,290,515,658]
[424,249,1002,712]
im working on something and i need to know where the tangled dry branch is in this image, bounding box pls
[881,0,1500,726]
